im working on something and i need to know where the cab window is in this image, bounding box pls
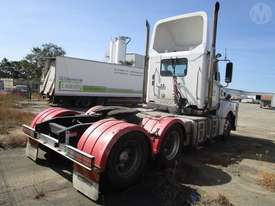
[160,58,187,77]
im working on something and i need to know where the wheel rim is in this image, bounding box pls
[162,130,181,161]
[114,141,142,178]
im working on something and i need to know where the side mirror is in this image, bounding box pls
[225,62,233,83]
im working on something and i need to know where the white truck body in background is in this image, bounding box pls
[126,53,145,68]
[41,56,143,106]
[271,94,275,109]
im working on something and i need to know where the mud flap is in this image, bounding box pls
[26,138,39,161]
[73,172,99,201]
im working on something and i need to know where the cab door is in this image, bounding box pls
[212,61,221,108]
[156,58,188,106]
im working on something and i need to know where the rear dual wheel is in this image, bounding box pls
[106,132,149,188]
[74,98,93,108]
[159,124,184,166]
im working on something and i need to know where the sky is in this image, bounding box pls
[0,0,275,92]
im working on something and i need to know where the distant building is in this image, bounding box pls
[0,78,14,91]
[14,79,40,92]
[241,98,256,104]
[225,88,274,105]
[260,95,272,108]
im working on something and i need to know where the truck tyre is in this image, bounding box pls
[159,124,184,167]
[81,97,91,108]
[222,114,233,139]
[105,132,149,188]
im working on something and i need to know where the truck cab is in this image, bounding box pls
[145,7,237,124]
[147,12,209,111]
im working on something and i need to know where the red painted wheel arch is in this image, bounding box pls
[30,107,57,128]
[77,120,151,170]
[30,107,79,128]
[77,119,122,151]
[141,116,186,154]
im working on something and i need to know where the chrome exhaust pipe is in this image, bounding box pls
[207,2,220,111]
[142,20,150,103]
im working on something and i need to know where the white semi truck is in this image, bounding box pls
[23,2,238,201]
[41,36,144,107]
[41,56,144,107]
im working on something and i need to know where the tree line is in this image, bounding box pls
[0,43,66,80]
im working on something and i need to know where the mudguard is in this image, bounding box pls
[30,107,79,128]
[141,116,185,154]
[27,107,79,160]
[77,119,151,170]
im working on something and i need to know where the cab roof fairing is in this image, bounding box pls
[149,11,209,57]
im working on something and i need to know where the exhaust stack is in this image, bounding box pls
[207,2,220,110]
[142,20,150,103]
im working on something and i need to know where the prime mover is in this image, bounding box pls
[23,2,238,201]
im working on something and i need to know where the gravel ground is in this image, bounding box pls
[0,102,275,206]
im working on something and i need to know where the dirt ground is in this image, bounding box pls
[0,102,275,206]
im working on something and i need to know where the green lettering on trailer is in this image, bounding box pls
[80,85,142,94]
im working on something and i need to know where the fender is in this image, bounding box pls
[77,120,151,170]
[30,107,79,128]
[141,116,186,154]
[218,100,239,133]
